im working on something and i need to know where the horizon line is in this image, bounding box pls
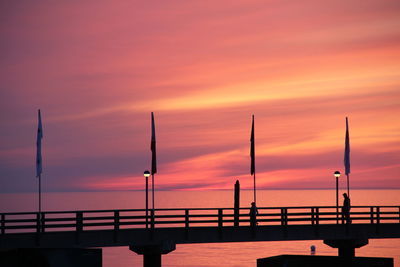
[1,187,400,194]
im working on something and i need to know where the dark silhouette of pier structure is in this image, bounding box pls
[1,206,399,267]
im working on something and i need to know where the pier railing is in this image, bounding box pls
[1,206,399,234]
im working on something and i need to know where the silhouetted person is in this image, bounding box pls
[341,193,351,224]
[249,202,258,227]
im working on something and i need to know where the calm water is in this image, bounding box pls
[1,189,399,266]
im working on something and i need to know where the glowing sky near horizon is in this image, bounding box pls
[0,0,399,193]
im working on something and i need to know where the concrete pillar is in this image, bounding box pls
[143,253,161,267]
[130,241,176,267]
[324,238,368,258]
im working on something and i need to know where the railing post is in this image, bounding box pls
[218,209,223,239]
[40,213,45,233]
[145,207,148,229]
[281,208,288,226]
[185,209,190,240]
[370,207,374,224]
[151,209,155,229]
[76,211,83,232]
[280,208,288,238]
[75,211,83,244]
[376,207,380,225]
[114,211,120,243]
[185,209,189,229]
[218,209,223,228]
[398,207,400,224]
[336,206,339,224]
[311,208,315,225]
[285,208,288,225]
[313,207,320,237]
[36,213,41,234]
[114,211,120,231]
[397,207,400,224]
[1,214,5,234]
[35,213,41,246]
[375,206,381,234]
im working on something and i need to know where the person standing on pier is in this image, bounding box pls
[341,193,351,224]
[250,202,258,227]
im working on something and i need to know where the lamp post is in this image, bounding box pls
[334,171,341,223]
[144,170,150,228]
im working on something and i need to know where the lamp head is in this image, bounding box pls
[144,170,150,178]
[334,171,341,178]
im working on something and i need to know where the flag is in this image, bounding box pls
[36,109,43,177]
[250,115,255,175]
[151,112,157,175]
[344,117,350,175]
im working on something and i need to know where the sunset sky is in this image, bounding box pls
[1,0,399,193]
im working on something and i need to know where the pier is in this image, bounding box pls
[1,205,399,266]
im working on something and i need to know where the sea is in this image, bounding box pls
[1,189,399,266]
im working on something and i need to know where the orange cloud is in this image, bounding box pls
[1,0,399,192]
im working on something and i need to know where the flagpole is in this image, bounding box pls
[344,117,351,198]
[253,172,256,205]
[39,174,41,214]
[36,109,43,217]
[152,173,155,211]
[250,114,256,205]
[150,112,157,219]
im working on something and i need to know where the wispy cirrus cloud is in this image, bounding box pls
[1,0,399,192]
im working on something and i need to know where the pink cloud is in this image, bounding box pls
[1,0,399,192]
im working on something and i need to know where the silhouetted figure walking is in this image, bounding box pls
[250,202,258,227]
[341,193,351,224]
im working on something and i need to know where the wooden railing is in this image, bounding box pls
[1,206,399,234]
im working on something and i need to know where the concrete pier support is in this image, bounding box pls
[130,241,176,267]
[324,238,368,258]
